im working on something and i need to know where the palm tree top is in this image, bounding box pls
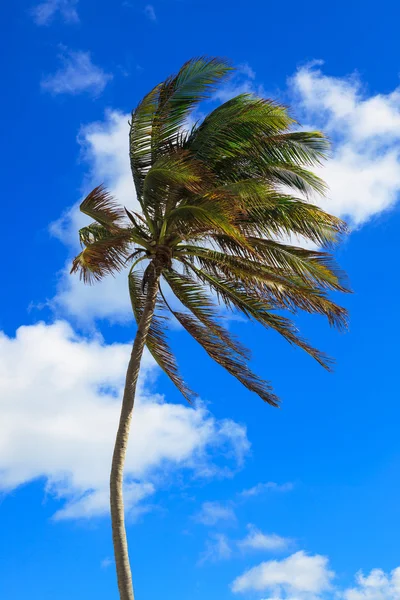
[71,56,349,407]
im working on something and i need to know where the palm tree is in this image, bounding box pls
[71,57,348,600]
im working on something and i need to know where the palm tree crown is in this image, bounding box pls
[71,57,349,407]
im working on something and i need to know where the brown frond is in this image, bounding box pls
[80,185,126,230]
[129,270,196,402]
[70,233,131,284]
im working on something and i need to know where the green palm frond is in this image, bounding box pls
[78,222,115,247]
[130,57,231,201]
[180,236,348,292]
[188,95,294,161]
[150,57,232,159]
[271,131,330,165]
[129,84,162,200]
[236,194,347,247]
[245,238,349,292]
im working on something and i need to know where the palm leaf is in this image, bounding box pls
[163,268,250,359]
[151,57,232,159]
[129,270,195,401]
[79,185,126,230]
[186,263,333,369]
[170,310,279,406]
[180,247,348,329]
[70,233,131,284]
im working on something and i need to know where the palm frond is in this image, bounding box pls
[129,83,162,199]
[186,263,333,369]
[129,57,231,201]
[169,310,279,406]
[79,185,126,230]
[179,247,348,329]
[235,194,347,247]
[142,150,214,222]
[151,57,232,159]
[163,268,250,358]
[78,222,115,247]
[188,95,294,161]
[70,233,131,284]
[129,270,195,401]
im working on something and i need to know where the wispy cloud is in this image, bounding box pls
[198,534,232,565]
[238,525,291,552]
[101,557,113,569]
[144,4,156,21]
[41,49,112,96]
[240,481,294,498]
[31,0,79,25]
[194,501,237,526]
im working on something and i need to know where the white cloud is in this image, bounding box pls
[0,321,249,519]
[50,110,142,323]
[41,49,112,96]
[232,551,334,596]
[31,0,79,25]
[195,501,236,526]
[240,481,294,497]
[238,525,290,552]
[198,533,232,565]
[231,546,400,600]
[47,109,133,321]
[343,567,400,600]
[51,110,137,250]
[144,4,156,21]
[290,63,400,226]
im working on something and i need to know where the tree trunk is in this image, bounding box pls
[110,264,160,600]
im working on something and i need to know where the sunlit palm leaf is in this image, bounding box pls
[151,57,231,160]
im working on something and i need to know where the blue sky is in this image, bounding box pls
[2,1,400,599]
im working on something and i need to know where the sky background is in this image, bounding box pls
[1,1,400,599]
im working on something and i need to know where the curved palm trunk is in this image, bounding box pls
[110,265,160,600]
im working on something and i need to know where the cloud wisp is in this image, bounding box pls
[238,525,291,552]
[31,0,79,25]
[194,501,237,526]
[41,49,112,96]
